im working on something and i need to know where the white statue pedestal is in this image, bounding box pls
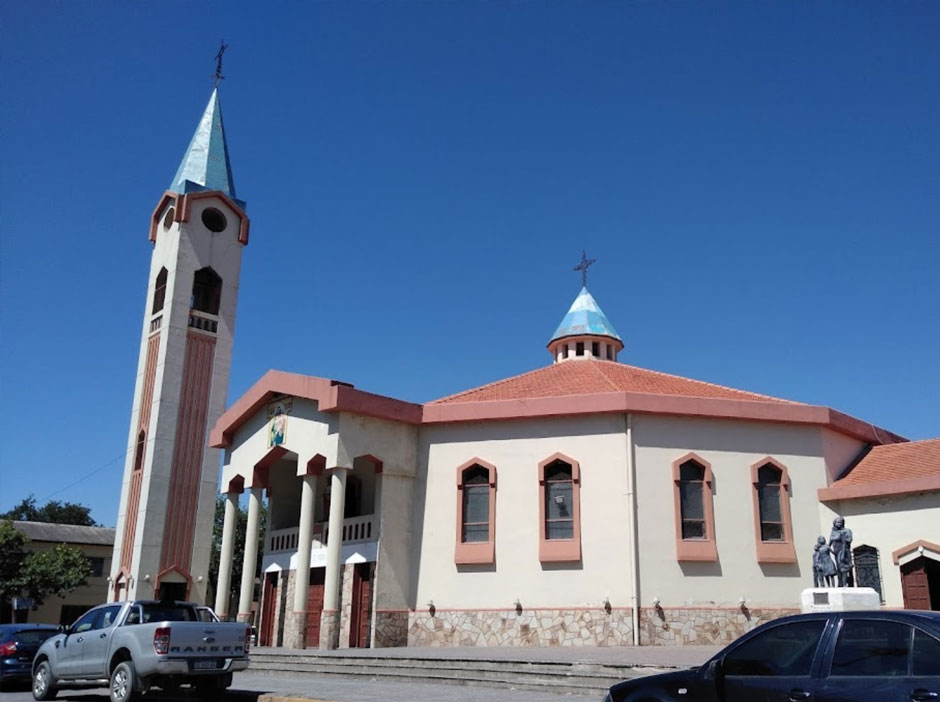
[800,587,880,613]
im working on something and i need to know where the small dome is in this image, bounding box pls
[549,286,621,344]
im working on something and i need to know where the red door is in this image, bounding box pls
[305,569,326,648]
[349,563,373,648]
[901,557,931,610]
[260,572,278,647]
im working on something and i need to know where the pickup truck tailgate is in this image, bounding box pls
[162,622,248,664]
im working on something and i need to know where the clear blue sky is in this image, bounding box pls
[1,2,938,526]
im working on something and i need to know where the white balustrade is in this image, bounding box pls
[266,514,377,554]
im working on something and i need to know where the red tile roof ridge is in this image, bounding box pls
[429,359,801,405]
[595,361,804,405]
[820,436,940,499]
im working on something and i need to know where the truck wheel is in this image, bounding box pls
[32,661,58,701]
[110,661,139,702]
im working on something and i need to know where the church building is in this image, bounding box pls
[111,84,939,651]
[209,285,940,649]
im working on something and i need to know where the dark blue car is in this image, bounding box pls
[0,624,59,689]
[605,610,940,702]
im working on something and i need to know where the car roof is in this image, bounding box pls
[0,624,58,632]
[768,610,940,626]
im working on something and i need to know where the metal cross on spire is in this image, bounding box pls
[212,41,229,87]
[573,250,596,287]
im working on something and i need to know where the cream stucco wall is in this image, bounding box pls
[819,492,940,607]
[413,414,633,611]
[632,415,836,608]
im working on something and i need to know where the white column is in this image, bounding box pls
[237,486,263,621]
[323,467,349,612]
[293,474,318,613]
[214,491,239,618]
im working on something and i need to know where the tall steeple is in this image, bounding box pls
[111,83,250,607]
[169,88,239,201]
[548,286,623,363]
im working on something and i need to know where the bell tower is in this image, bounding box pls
[110,87,249,604]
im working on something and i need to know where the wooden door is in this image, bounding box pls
[901,557,931,610]
[260,572,278,647]
[349,563,373,648]
[305,569,326,648]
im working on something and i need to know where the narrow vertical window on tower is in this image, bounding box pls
[152,267,168,314]
[750,458,796,563]
[455,459,496,565]
[672,453,717,561]
[538,454,581,562]
[134,431,146,472]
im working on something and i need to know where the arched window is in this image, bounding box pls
[133,430,146,472]
[750,458,796,563]
[854,545,884,603]
[191,267,222,315]
[672,453,717,561]
[455,459,496,565]
[538,454,581,563]
[152,268,168,314]
[757,465,784,541]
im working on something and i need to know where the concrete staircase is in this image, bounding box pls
[248,649,670,696]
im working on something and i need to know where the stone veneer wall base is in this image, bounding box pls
[639,607,800,645]
[374,610,409,648]
[406,607,799,647]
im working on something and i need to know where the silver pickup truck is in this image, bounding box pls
[32,600,249,702]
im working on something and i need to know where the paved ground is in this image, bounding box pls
[0,671,600,701]
[0,646,722,701]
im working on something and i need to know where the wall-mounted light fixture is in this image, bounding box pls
[427,600,435,616]
[652,596,665,621]
[603,597,612,614]
[514,598,523,615]
[143,574,151,582]
[738,596,751,621]
[197,576,204,583]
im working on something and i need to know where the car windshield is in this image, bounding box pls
[6,629,57,645]
[140,604,197,622]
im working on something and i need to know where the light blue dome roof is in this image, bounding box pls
[549,286,622,344]
[169,88,239,202]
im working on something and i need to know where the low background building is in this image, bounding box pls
[13,521,115,625]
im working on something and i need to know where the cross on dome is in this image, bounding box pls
[548,256,623,363]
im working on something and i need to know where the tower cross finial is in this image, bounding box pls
[213,41,229,87]
[573,250,596,287]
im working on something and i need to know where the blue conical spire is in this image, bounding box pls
[169,88,237,199]
[549,286,622,344]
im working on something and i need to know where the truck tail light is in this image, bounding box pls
[244,626,251,653]
[0,641,16,656]
[153,627,171,655]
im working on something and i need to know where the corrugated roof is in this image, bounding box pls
[11,521,115,546]
[831,438,940,488]
[431,358,800,405]
[549,287,621,344]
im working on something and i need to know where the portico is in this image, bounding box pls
[209,373,420,649]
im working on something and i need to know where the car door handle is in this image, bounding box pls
[99,633,108,639]
[76,636,84,643]
[912,690,939,702]
[788,690,812,701]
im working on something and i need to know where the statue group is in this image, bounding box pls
[813,517,855,588]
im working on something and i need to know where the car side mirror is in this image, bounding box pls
[704,658,724,682]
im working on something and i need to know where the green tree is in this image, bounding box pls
[0,520,93,623]
[207,496,266,616]
[1,495,99,526]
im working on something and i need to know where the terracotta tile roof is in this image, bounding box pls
[830,438,940,488]
[430,360,801,405]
